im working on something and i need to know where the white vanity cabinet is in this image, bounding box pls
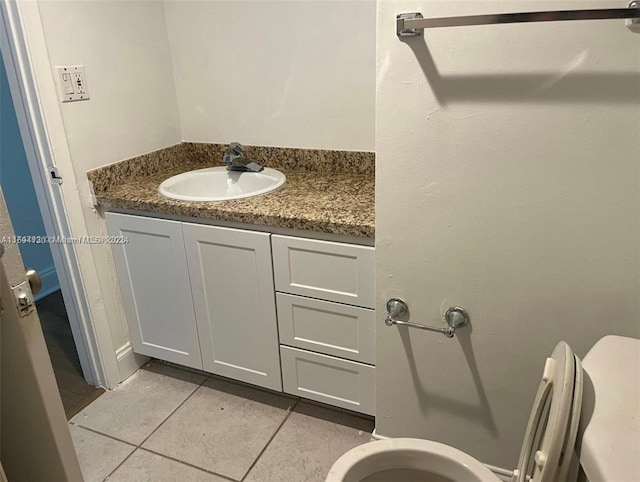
[106,213,203,369]
[107,214,376,414]
[272,235,376,415]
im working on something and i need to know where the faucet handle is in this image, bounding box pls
[226,142,245,156]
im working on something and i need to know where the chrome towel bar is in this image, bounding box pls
[384,298,470,338]
[397,2,640,37]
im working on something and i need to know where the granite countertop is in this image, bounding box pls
[88,143,375,238]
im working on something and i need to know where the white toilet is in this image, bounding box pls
[326,337,640,482]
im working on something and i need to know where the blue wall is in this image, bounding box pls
[0,59,59,299]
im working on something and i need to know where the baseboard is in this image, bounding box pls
[33,266,59,301]
[116,343,149,382]
[371,428,389,440]
[371,429,512,481]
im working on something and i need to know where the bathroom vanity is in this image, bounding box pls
[92,142,376,415]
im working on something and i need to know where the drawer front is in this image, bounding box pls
[280,346,375,415]
[272,235,375,308]
[277,293,375,364]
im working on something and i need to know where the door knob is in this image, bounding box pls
[25,268,42,295]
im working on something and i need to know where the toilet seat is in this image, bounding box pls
[513,341,582,482]
[326,341,583,482]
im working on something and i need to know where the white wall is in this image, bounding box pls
[376,0,639,469]
[164,0,375,151]
[38,0,181,171]
[36,0,181,352]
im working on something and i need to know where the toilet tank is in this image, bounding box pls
[578,335,640,482]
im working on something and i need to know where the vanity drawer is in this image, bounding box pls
[271,235,375,308]
[277,293,375,364]
[280,346,375,415]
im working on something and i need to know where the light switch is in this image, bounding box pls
[56,65,90,102]
[61,73,73,94]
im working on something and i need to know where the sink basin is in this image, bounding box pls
[158,166,286,202]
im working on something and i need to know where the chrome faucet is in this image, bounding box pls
[223,142,264,172]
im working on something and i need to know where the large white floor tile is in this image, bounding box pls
[107,449,228,481]
[244,402,373,482]
[71,362,206,445]
[69,424,135,482]
[142,377,295,480]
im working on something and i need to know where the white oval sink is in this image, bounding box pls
[158,166,286,202]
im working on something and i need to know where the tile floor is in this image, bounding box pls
[70,361,374,482]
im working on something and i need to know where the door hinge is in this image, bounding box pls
[12,280,34,317]
[48,165,63,185]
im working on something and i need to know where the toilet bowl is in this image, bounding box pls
[327,438,499,482]
[327,341,583,482]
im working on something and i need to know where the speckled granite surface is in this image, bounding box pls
[88,143,375,238]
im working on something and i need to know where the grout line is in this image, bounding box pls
[73,364,310,481]
[70,375,209,450]
[239,398,300,482]
[97,375,210,481]
[139,447,239,482]
[67,424,137,482]
[136,374,210,448]
[102,447,137,481]
[69,423,137,448]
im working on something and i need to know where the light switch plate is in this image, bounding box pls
[56,65,90,102]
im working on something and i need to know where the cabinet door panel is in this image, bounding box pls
[183,223,281,391]
[106,213,202,369]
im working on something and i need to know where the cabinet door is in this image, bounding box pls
[183,223,281,391]
[106,213,202,369]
